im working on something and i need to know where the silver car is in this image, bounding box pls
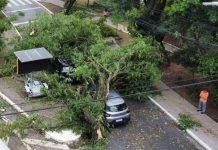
[24,78,48,98]
[104,90,130,125]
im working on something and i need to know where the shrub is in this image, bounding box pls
[97,17,117,37]
[178,113,200,130]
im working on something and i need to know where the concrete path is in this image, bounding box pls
[37,0,64,8]
[37,0,130,34]
[149,81,218,150]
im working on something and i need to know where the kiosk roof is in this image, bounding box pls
[14,47,53,63]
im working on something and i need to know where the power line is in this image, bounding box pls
[1,78,218,117]
[2,73,218,109]
[0,105,64,117]
[114,73,218,88]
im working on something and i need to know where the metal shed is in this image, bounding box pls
[14,47,53,74]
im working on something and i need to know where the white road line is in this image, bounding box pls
[0,91,29,117]
[7,3,12,7]
[13,21,30,26]
[10,7,41,13]
[33,0,53,14]
[23,139,70,150]
[10,0,20,6]
[23,0,33,5]
[148,96,214,150]
[16,0,26,5]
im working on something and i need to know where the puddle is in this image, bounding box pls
[116,30,131,47]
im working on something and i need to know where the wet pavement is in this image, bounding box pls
[107,99,204,150]
[3,0,52,26]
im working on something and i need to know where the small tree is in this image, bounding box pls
[0,0,9,47]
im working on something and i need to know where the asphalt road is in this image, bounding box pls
[107,99,204,150]
[3,0,52,26]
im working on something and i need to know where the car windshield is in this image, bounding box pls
[106,103,127,112]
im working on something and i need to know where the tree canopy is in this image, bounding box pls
[0,12,163,141]
[15,13,162,100]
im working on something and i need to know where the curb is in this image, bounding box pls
[34,0,54,14]
[0,91,29,117]
[148,96,213,150]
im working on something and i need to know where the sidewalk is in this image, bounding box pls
[149,81,218,150]
[37,0,130,34]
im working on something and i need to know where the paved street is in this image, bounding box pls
[3,0,52,26]
[107,99,204,150]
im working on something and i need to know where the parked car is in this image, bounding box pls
[24,78,48,98]
[53,58,73,76]
[104,90,130,125]
[52,58,82,84]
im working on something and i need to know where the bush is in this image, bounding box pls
[178,113,200,130]
[97,17,117,37]
[0,64,15,76]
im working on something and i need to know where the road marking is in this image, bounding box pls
[10,7,42,13]
[0,91,29,117]
[187,130,213,150]
[7,3,12,7]
[22,138,70,150]
[13,21,31,26]
[33,0,53,14]
[10,0,19,6]
[16,0,26,5]
[23,0,33,5]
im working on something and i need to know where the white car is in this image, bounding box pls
[24,78,48,98]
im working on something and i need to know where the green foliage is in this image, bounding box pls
[0,101,6,114]
[166,0,201,15]
[0,49,16,76]
[97,17,117,37]
[0,0,11,48]
[0,0,7,10]
[125,7,143,22]
[2,12,163,143]
[0,115,50,140]
[81,139,106,150]
[121,37,163,100]
[37,73,106,136]
[0,19,10,33]
[178,113,200,130]
[0,64,14,76]
[95,0,133,22]
[198,50,218,76]
[15,13,102,55]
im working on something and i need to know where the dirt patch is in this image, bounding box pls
[116,31,131,47]
[40,2,63,13]
[162,63,218,122]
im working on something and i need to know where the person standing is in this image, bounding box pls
[103,8,110,18]
[197,89,209,114]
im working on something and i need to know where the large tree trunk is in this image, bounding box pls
[160,41,170,66]
[64,0,76,15]
[97,76,108,101]
[132,0,141,8]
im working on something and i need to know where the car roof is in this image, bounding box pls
[57,59,71,67]
[106,90,125,106]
